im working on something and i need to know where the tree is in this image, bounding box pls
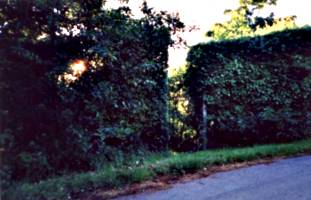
[207,0,296,40]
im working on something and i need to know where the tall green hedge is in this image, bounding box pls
[0,0,184,184]
[185,27,311,148]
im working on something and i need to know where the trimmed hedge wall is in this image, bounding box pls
[185,27,311,148]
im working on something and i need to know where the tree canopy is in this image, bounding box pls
[206,0,296,40]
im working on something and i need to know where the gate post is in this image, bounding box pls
[0,148,4,200]
[199,94,208,150]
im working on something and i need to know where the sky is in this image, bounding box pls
[105,0,311,74]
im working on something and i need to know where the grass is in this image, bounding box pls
[4,139,311,200]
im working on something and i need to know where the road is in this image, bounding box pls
[113,156,311,200]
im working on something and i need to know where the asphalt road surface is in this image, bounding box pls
[113,155,311,200]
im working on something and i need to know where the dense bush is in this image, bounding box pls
[185,27,311,148]
[0,0,184,185]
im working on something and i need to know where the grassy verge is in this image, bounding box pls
[4,139,311,200]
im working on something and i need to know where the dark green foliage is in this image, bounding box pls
[185,27,311,147]
[0,0,184,185]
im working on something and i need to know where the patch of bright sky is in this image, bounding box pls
[105,0,311,74]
